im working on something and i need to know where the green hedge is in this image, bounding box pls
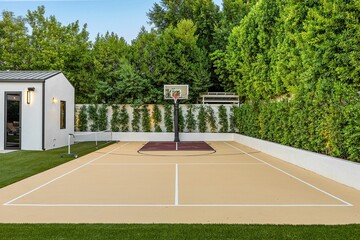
[236,82,360,162]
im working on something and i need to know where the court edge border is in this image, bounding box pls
[3,142,353,208]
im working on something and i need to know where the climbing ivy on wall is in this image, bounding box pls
[185,104,197,132]
[164,104,173,132]
[207,106,217,133]
[178,106,185,132]
[88,104,99,132]
[152,104,162,132]
[198,105,207,133]
[141,105,151,132]
[119,105,129,132]
[98,105,108,131]
[110,105,120,132]
[218,105,228,133]
[131,105,141,132]
[229,106,238,133]
[78,105,88,132]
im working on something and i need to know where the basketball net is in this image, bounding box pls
[171,90,181,104]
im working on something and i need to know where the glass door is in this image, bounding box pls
[5,92,21,149]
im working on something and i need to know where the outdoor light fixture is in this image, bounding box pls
[52,97,58,104]
[27,87,35,104]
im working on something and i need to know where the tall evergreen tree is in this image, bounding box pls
[0,11,29,70]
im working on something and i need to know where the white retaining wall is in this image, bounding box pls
[234,134,360,191]
[75,104,235,133]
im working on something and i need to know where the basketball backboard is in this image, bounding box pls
[164,85,189,101]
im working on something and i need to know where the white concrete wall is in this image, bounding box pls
[234,134,360,191]
[44,73,74,150]
[111,132,234,142]
[0,82,43,150]
[76,104,235,133]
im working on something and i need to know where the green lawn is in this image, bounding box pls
[1,142,359,239]
[0,224,359,240]
[0,142,111,188]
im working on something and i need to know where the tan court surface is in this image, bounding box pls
[0,141,360,224]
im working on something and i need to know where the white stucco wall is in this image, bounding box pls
[76,104,235,133]
[0,82,43,150]
[233,134,360,190]
[44,73,74,150]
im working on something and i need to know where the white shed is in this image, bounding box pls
[0,71,74,151]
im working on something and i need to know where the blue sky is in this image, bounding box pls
[1,0,223,43]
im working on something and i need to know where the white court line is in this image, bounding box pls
[5,203,350,207]
[175,163,179,206]
[90,163,263,166]
[3,142,352,208]
[3,142,131,206]
[224,142,353,207]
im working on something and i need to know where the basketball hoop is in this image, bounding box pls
[164,84,189,143]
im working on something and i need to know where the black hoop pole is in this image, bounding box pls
[174,100,180,142]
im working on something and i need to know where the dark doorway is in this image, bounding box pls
[5,92,21,149]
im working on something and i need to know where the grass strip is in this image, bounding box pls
[0,224,359,240]
[0,142,113,188]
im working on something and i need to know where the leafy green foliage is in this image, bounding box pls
[164,104,173,132]
[0,11,28,70]
[178,105,185,132]
[229,106,238,133]
[98,105,108,131]
[110,105,120,132]
[238,81,360,162]
[147,0,221,51]
[94,61,152,104]
[77,105,88,132]
[119,105,130,132]
[207,105,217,133]
[197,105,207,133]
[185,105,197,132]
[130,19,212,102]
[141,105,151,132]
[131,105,141,132]
[152,104,163,132]
[88,105,99,132]
[2,1,360,163]
[218,105,229,133]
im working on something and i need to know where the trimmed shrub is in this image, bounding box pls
[78,105,88,132]
[236,81,360,162]
[88,104,99,132]
[152,105,162,132]
[218,105,229,133]
[178,106,185,132]
[98,105,108,131]
[229,106,238,133]
[164,104,173,132]
[131,105,141,132]
[198,105,207,133]
[119,105,129,132]
[207,106,217,133]
[141,105,151,132]
[185,104,197,132]
[110,105,120,132]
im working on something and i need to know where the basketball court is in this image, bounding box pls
[0,141,359,224]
